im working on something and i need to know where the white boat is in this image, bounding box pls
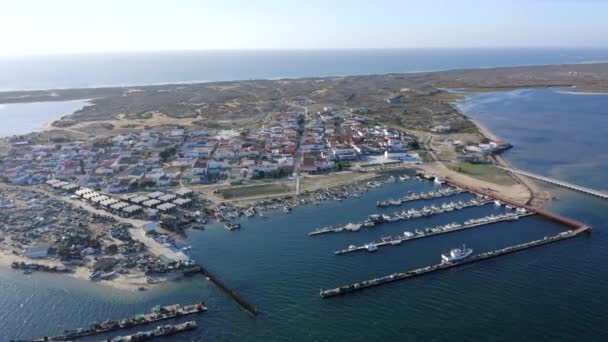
[441,245,473,263]
[403,231,414,237]
[348,245,357,250]
[344,223,361,231]
[494,200,502,206]
[390,239,402,245]
[365,244,378,252]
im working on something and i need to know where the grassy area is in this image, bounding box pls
[217,183,294,199]
[447,162,518,186]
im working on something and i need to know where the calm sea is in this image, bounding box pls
[1,49,608,91]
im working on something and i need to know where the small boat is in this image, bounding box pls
[348,245,357,250]
[366,244,378,252]
[224,222,241,230]
[283,207,291,213]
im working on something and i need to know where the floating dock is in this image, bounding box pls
[200,266,258,317]
[320,226,590,298]
[33,302,206,341]
[309,199,491,236]
[334,212,534,255]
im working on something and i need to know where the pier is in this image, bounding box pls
[376,187,466,207]
[33,302,206,341]
[334,212,534,255]
[309,199,491,236]
[200,266,258,317]
[320,226,590,298]
[499,166,608,200]
[443,177,591,230]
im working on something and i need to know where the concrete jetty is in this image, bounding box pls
[376,187,466,207]
[320,226,590,298]
[334,212,534,255]
[309,199,491,236]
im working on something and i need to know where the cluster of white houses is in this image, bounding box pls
[2,109,420,190]
[300,108,419,173]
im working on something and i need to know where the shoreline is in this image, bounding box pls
[0,250,161,292]
[449,101,550,207]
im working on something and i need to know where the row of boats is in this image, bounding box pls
[107,321,197,341]
[310,198,490,236]
[37,302,207,341]
[376,187,465,207]
[338,211,527,254]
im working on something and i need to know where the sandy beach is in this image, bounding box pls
[0,250,162,291]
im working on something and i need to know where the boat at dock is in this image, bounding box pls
[108,321,197,341]
[34,301,207,341]
[441,245,473,263]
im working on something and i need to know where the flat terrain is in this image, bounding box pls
[3,63,608,142]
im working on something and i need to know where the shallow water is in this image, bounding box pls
[0,100,90,137]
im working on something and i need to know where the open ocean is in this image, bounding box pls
[1,51,608,341]
[1,48,608,91]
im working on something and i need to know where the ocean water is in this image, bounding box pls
[0,100,90,138]
[1,49,608,91]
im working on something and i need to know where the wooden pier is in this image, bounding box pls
[200,266,258,317]
[320,226,590,298]
[334,212,535,255]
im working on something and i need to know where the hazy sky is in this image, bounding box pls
[1,0,607,55]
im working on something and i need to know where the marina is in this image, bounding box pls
[376,187,465,207]
[309,197,491,236]
[320,226,591,298]
[32,302,206,341]
[334,211,534,255]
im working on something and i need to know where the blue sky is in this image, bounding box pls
[1,0,606,55]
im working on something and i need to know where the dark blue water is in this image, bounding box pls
[2,49,608,91]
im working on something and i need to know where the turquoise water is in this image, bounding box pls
[1,49,608,91]
[3,88,608,340]
[0,100,90,137]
